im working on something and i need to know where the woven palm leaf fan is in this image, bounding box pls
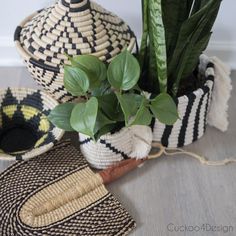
[0,140,136,235]
[14,0,136,102]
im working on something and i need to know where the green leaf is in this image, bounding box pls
[48,103,76,131]
[97,93,124,121]
[171,0,221,94]
[70,55,107,89]
[91,80,111,97]
[107,50,140,91]
[116,93,143,126]
[130,99,153,126]
[150,93,179,125]
[139,0,149,70]
[168,0,222,94]
[149,0,168,92]
[94,110,115,134]
[70,97,98,138]
[64,66,90,96]
[94,123,117,141]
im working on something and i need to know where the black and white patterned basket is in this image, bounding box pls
[0,88,64,161]
[79,126,153,169]
[153,56,215,148]
[14,0,136,103]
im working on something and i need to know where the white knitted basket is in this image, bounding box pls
[79,125,152,169]
[153,55,215,148]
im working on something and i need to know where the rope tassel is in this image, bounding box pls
[99,142,236,184]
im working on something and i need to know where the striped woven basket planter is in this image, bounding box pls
[0,88,64,161]
[14,0,136,103]
[79,126,153,169]
[153,56,215,148]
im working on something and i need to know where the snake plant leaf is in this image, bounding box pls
[150,93,178,125]
[70,55,107,89]
[70,97,98,139]
[107,50,140,91]
[162,0,194,61]
[149,0,167,93]
[168,0,222,94]
[48,103,76,131]
[139,0,149,70]
[172,0,222,93]
[116,93,143,126]
[181,32,212,79]
[64,66,90,96]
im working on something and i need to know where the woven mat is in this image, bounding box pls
[0,140,136,235]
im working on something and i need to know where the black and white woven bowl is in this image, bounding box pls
[14,0,136,103]
[79,126,153,169]
[0,88,64,161]
[153,55,215,148]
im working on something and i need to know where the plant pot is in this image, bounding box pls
[79,126,152,169]
[0,88,64,161]
[14,0,136,103]
[153,56,215,148]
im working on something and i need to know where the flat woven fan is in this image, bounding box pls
[14,0,136,102]
[0,88,64,161]
[0,140,136,236]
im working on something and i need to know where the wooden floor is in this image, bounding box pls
[0,67,236,236]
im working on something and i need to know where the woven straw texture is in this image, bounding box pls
[0,140,136,235]
[79,126,153,169]
[0,88,64,161]
[14,0,136,102]
[153,58,215,148]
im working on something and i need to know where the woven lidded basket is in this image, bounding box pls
[0,88,64,161]
[14,0,136,103]
[153,55,215,148]
[79,126,153,169]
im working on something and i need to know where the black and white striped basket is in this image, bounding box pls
[153,55,215,148]
[14,0,136,103]
[79,126,153,169]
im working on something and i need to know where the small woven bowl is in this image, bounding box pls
[0,88,64,161]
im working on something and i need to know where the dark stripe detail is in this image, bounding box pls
[178,93,197,147]
[193,92,205,142]
[61,0,90,12]
[14,26,22,41]
[204,87,212,132]
[29,58,60,73]
[100,139,129,160]
[16,155,23,161]
[79,138,92,145]
[207,62,214,69]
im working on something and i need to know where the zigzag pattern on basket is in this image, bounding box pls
[0,88,64,161]
[153,59,215,148]
[14,0,136,102]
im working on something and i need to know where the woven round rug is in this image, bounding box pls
[0,88,64,161]
[15,0,136,102]
[0,140,136,235]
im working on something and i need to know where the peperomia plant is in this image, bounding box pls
[48,50,178,140]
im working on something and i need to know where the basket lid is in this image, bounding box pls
[15,0,136,70]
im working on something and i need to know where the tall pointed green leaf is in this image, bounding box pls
[149,0,167,93]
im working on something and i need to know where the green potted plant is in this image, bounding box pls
[48,50,178,169]
[139,0,222,147]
